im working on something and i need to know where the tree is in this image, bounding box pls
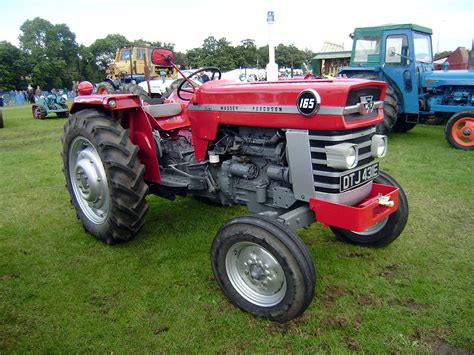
[0,41,28,91]
[235,39,257,68]
[19,17,80,90]
[89,34,130,73]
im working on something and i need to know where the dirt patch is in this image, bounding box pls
[321,315,349,328]
[433,343,472,354]
[352,314,363,330]
[1,273,20,281]
[154,325,170,335]
[389,297,423,310]
[346,251,372,258]
[355,293,384,307]
[89,291,120,315]
[264,322,289,335]
[378,263,402,279]
[219,299,235,313]
[342,336,360,351]
[415,328,471,354]
[320,285,353,308]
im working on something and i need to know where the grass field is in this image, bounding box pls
[0,105,473,353]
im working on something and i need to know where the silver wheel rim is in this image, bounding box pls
[352,217,388,235]
[225,241,286,307]
[68,136,110,224]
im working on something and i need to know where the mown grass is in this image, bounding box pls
[0,105,473,353]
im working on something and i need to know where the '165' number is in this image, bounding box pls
[299,98,315,109]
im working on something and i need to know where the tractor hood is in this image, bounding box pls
[187,78,387,160]
[422,70,474,89]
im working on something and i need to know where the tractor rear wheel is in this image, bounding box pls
[96,82,115,95]
[352,74,399,135]
[211,215,316,323]
[62,109,149,244]
[32,105,46,119]
[330,171,408,247]
[445,111,474,150]
[391,118,417,133]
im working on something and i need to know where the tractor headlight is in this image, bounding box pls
[326,143,358,170]
[371,135,387,158]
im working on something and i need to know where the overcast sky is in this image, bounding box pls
[1,0,473,54]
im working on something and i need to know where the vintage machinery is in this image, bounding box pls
[62,48,409,323]
[96,46,177,99]
[339,24,474,150]
[32,93,69,119]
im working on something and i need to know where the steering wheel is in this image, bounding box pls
[177,67,222,101]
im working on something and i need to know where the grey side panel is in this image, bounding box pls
[286,130,315,202]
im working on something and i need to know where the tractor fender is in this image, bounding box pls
[69,94,161,183]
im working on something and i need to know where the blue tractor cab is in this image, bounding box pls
[339,24,474,150]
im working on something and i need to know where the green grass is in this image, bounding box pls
[0,105,473,353]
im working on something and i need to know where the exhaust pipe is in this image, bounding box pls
[469,39,474,70]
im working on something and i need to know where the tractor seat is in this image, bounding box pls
[143,103,182,118]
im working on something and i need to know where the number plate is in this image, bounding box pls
[340,162,379,192]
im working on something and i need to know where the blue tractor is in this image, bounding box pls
[339,24,474,150]
[32,92,69,119]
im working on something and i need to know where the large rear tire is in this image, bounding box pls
[211,215,316,323]
[445,111,474,150]
[120,83,149,102]
[352,74,400,135]
[96,82,115,95]
[330,171,408,247]
[61,109,149,244]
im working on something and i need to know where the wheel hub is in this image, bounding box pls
[68,137,110,224]
[226,242,286,307]
[463,128,471,136]
[74,153,104,207]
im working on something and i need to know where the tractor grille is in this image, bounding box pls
[309,126,376,194]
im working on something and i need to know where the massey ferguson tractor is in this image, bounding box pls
[62,48,408,322]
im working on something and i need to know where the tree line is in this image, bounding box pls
[0,17,315,91]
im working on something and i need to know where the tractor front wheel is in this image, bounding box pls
[62,109,149,244]
[445,111,474,150]
[211,215,316,323]
[330,171,408,247]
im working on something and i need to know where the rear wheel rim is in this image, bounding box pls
[225,241,286,307]
[68,136,110,224]
[451,117,474,147]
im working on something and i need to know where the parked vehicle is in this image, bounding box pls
[62,48,408,322]
[339,24,474,150]
[32,93,69,119]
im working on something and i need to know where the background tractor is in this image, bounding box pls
[62,48,408,323]
[32,92,69,119]
[339,24,474,150]
[96,45,177,100]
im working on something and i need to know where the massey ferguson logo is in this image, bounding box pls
[297,89,321,116]
[359,95,375,114]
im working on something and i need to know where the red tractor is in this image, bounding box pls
[62,48,408,323]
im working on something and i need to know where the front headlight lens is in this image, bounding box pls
[326,143,358,169]
[371,135,387,157]
[345,147,357,168]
